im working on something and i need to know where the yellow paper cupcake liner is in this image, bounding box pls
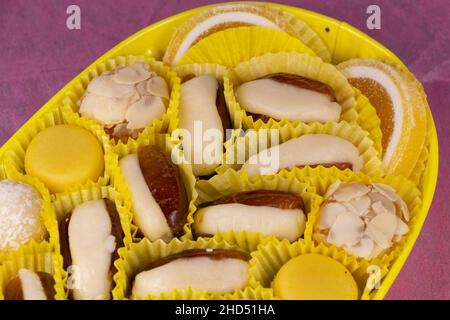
[202,231,279,255]
[112,237,268,300]
[209,286,276,300]
[194,168,322,242]
[289,167,422,265]
[174,63,231,86]
[223,77,246,133]
[51,182,134,298]
[125,285,275,300]
[0,241,66,300]
[409,107,432,188]
[352,87,383,156]
[61,54,181,146]
[109,132,198,241]
[177,26,317,68]
[1,166,59,258]
[248,238,389,300]
[2,107,111,194]
[220,120,384,178]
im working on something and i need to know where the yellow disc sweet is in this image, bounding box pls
[273,254,358,300]
[24,125,104,193]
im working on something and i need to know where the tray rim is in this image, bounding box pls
[0,2,439,300]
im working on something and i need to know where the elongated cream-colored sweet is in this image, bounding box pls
[18,269,48,300]
[179,75,224,176]
[132,256,249,297]
[194,203,305,241]
[119,154,172,241]
[236,79,341,122]
[242,134,363,177]
[68,200,116,300]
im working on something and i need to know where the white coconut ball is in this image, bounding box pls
[0,180,45,251]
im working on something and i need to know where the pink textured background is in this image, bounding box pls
[0,0,448,299]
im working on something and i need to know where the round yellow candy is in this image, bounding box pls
[273,254,358,300]
[25,125,104,193]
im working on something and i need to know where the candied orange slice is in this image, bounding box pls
[163,2,330,65]
[338,59,427,177]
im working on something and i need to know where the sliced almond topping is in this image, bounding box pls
[114,63,154,84]
[333,183,371,202]
[372,201,390,216]
[313,232,329,244]
[113,64,152,84]
[87,75,136,98]
[368,244,386,259]
[130,62,152,74]
[128,91,141,105]
[94,97,130,125]
[79,93,97,119]
[397,198,410,222]
[395,216,409,236]
[324,180,342,199]
[80,93,129,125]
[146,76,169,100]
[346,195,371,216]
[327,212,364,247]
[371,183,399,202]
[364,209,377,225]
[342,202,355,214]
[125,96,166,130]
[136,81,147,96]
[365,213,397,249]
[318,202,347,230]
[368,191,396,214]
[344,237,374,259]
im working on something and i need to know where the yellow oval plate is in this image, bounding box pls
[0,2,438,299]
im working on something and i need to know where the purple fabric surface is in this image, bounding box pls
[0,0,448,299]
